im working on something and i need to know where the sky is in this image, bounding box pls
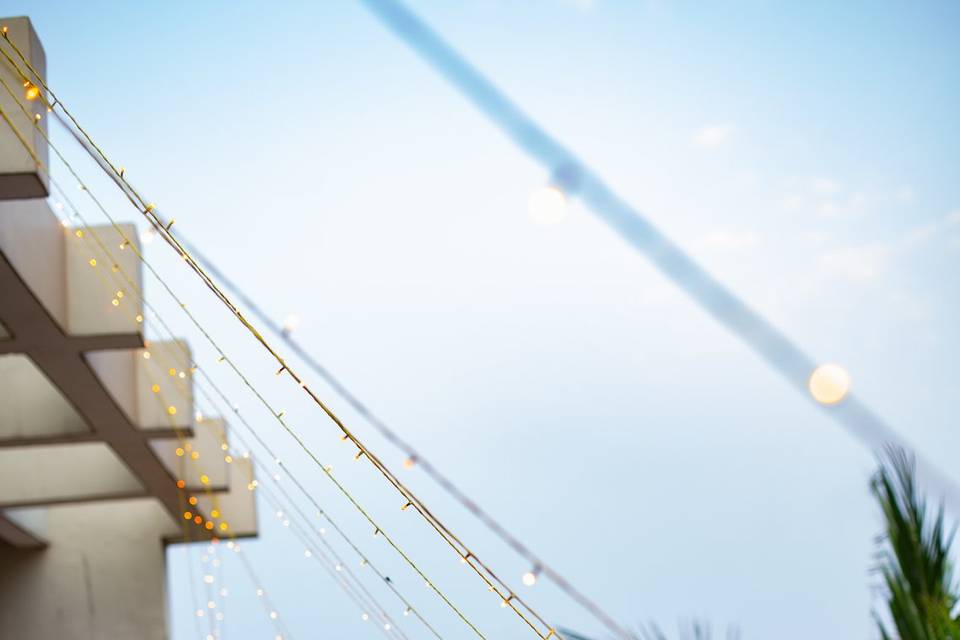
[5,1,960,638]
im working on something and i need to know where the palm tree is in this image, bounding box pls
[872,447,960,639]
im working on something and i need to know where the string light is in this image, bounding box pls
[522,569,539,587]
[528,184,567,224]
[281,314,300,335]
[809,363,850,405]
[0,81,478,640]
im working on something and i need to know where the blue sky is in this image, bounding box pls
[7,1,960,638]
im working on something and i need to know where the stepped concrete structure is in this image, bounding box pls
[0,16,258,639]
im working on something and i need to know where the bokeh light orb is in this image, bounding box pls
[528,185,567,225]
[808,363,850,405]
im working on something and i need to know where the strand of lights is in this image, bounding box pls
[0,34,555,636]
[40,168,447,639]
[172,228,597,599]
[0,69,557,640]
[0,82,492,639]
[60,220,294,640]
[50,175,447,640]
[259,480,409,640]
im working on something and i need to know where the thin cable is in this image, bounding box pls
[0,77,464,639]
[48,175,443,640]
[0,29,555,640]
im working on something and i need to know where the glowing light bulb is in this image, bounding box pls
[136,314,144,323]
[207,600,215,609]
[188,496,197,506]
[140,227,156,244]
[269,611,278,620]
[256,589,264,597]
[200,474,209,485]
[211,509,220,518]
[402,457,416,470]
[361,613,369,621]
[808,363,850,405]
[203,574,214,584]
[384,624,391,631]
[88,258,97,267]
[183,511,192,520]
[219,522,228,531]
[24,83,39,101]
[522,571,538,587]
[304,549,313,558]
[152,384,160,393]
[143,351,151,359]
[528,185,567,225]
[176,479,186,489]
[167,405,177,415]
[111,298,120,307]
[282,314,301,334]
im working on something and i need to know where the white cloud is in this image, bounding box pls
[811,178,841,195]
[561,0,597,10]
[692,230,760,252]
[694,123,734,148]
[816,244,891,281]
[895,186,915,203]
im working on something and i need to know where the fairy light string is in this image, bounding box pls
[72,235,293,640]
[44,169,447,640]
[7,92,449,640]
[0,33,557,640]
[57,184,421,640]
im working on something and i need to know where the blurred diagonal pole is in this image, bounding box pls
[355,4,960,494]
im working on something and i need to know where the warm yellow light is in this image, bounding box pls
[175,447,185,457]
[88,258,97,267]
[528,185,567,225]
[211,509,220,518]
[402,457,416,470]
[190,451,199,460]
[24,83,40,101]
[224,455,233,463]
[808,363,850,405]
[111,298,119,306]
[194,515,203,524]
[188,496,198,506]
[205,521,214,530]
[152,384,160,393]
[116,290,124,299]
[219,522,228,531]
[282,314,301,334]
[143,351,151,360]
[200,474,210,485]
[176,479,186,489]
[135,314,144,323]
[168,368,176,376]
[183,511,192,520]
[75,229,83,238]
[167,405,177,415]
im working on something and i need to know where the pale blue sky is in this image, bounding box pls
[7,1,960,638]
